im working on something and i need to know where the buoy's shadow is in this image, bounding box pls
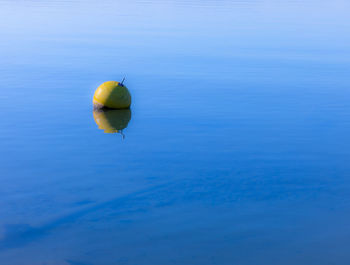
[93,108,132,137]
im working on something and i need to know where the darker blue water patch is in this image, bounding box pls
[66,260,94,265]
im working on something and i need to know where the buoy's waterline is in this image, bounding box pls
[93,81,131,109]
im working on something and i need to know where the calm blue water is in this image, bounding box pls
[0,0,350,264]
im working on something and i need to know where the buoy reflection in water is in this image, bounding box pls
[93,108,131,138]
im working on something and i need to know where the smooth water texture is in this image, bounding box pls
[0,0,350,264]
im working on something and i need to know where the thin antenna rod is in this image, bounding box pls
[121,77,126,85]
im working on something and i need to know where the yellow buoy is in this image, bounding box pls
[93,108,131,135]
[93,80,131,109]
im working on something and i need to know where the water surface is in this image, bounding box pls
[0,0,350,264]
